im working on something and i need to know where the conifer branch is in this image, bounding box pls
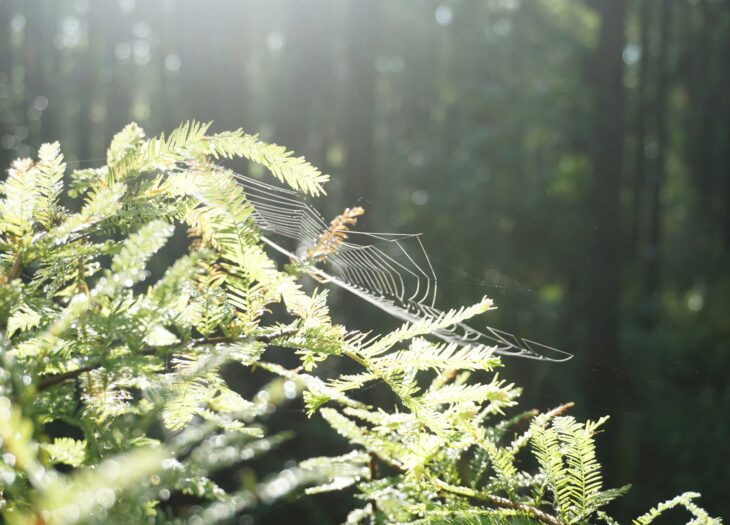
[1,122,718,525]
[37,328,299,391]
[432,478,562,525]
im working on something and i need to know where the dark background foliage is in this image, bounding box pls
[1,0,728,521]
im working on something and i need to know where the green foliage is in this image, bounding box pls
[0,123,719,525]
[530,415,628,523]
[632,493,717,525]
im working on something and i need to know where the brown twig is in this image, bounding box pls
[431,367,459,390]
[36,365,98,391]
[37,327,299,392]
[368,452,380,514]
[136,326,299,355]
[542,402,574,420]
[433,478,562,525]
[8,251,22,281]
[509,402,573,429]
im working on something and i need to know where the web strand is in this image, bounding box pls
[199,165,572,362]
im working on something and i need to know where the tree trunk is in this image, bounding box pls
[723,1,730,248]
[342,1,378,217]
[696,0,714,208]
[629,0,652,256]
[273,1,331,164]
[23,1,44,146]
[643,0,673,329]
[104,4,131,144]
[77,1,100,162]
[219,2,250,134]
[0,0,13,171]
[584,0,628,409]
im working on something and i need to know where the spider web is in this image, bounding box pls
[195,163,571,362]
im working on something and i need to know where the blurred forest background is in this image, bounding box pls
[0,0,728,522]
